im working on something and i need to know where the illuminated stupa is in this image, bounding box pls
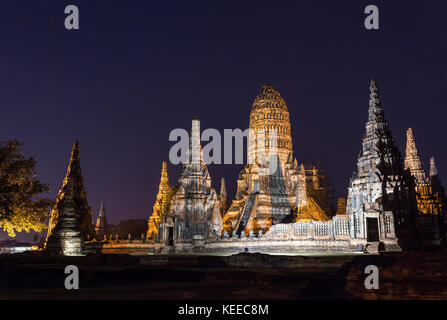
[157,120,223,247]
[346,79,416,250]
[219,178,229,218]
[223,84,329,236]
[146,161,173,240]
[405,130,447,217]
[45,142,94,255]
[95,201,108,240]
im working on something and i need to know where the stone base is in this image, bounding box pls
[94,236,402,256]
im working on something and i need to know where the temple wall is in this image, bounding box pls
[92,212,401,255]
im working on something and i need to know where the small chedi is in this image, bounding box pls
[45,141,94,255]
[404,128,447,243]
[219,178,229,218]
[146,161,173,240]
[156,120,223,251]
[95,201,108,240]
[405,129,447,216]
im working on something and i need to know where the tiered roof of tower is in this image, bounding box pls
[357,79,403,178]
[251,84,288,110]
[178,119,212,194]
[248,84,293,164]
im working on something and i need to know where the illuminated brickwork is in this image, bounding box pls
[45,141,93,255]
[146,161,173,240]
[223,84,330,236]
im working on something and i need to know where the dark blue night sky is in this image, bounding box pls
[1,0,446,240]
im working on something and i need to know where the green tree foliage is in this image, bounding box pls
[0,140,53,236]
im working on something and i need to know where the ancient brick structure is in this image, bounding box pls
[157,120,223,249]
[346,79,416,251]
[95,201,108,240]
[336,198,347,215]
[223,84,329,236]
[101,79,445,255]
[146,161,173,240]
[405,128,427,185]
[404,131,447,243]
[45,141,94,255]
[304,165,333,217]
[219,178,229,218]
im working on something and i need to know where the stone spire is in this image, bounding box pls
[159,119,223,243]
[146,161,172,239]
[219,177,229,217]
[45,141,93,255]
[347,79,409,215]
[248,84,293,164]
[95,201,108,239]
[346,79,418,249]
[220,177,227,198]
[296,164,308,208]
[358,79,403,177]
[405,128,427,185]
[45,178,84,255]
[430,156,438,177]
[179,119,212,193]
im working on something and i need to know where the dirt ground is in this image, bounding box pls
[0,249,446,300]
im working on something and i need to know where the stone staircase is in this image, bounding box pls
[365,242,379,254]
[236,193,257,235]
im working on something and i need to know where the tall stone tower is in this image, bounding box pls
[158,120,223,246]
[95,201,108,239]
[248,84,293,164]
[223,84,328,236]
[219,177,229,217]
[346,79,416,250]
[45,141,94,255]
[403,129,447,217]
[426,157,447,216]
[405,128,427,185]
[147,161,173,240]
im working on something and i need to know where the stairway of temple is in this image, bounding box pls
[236,193,257,235]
